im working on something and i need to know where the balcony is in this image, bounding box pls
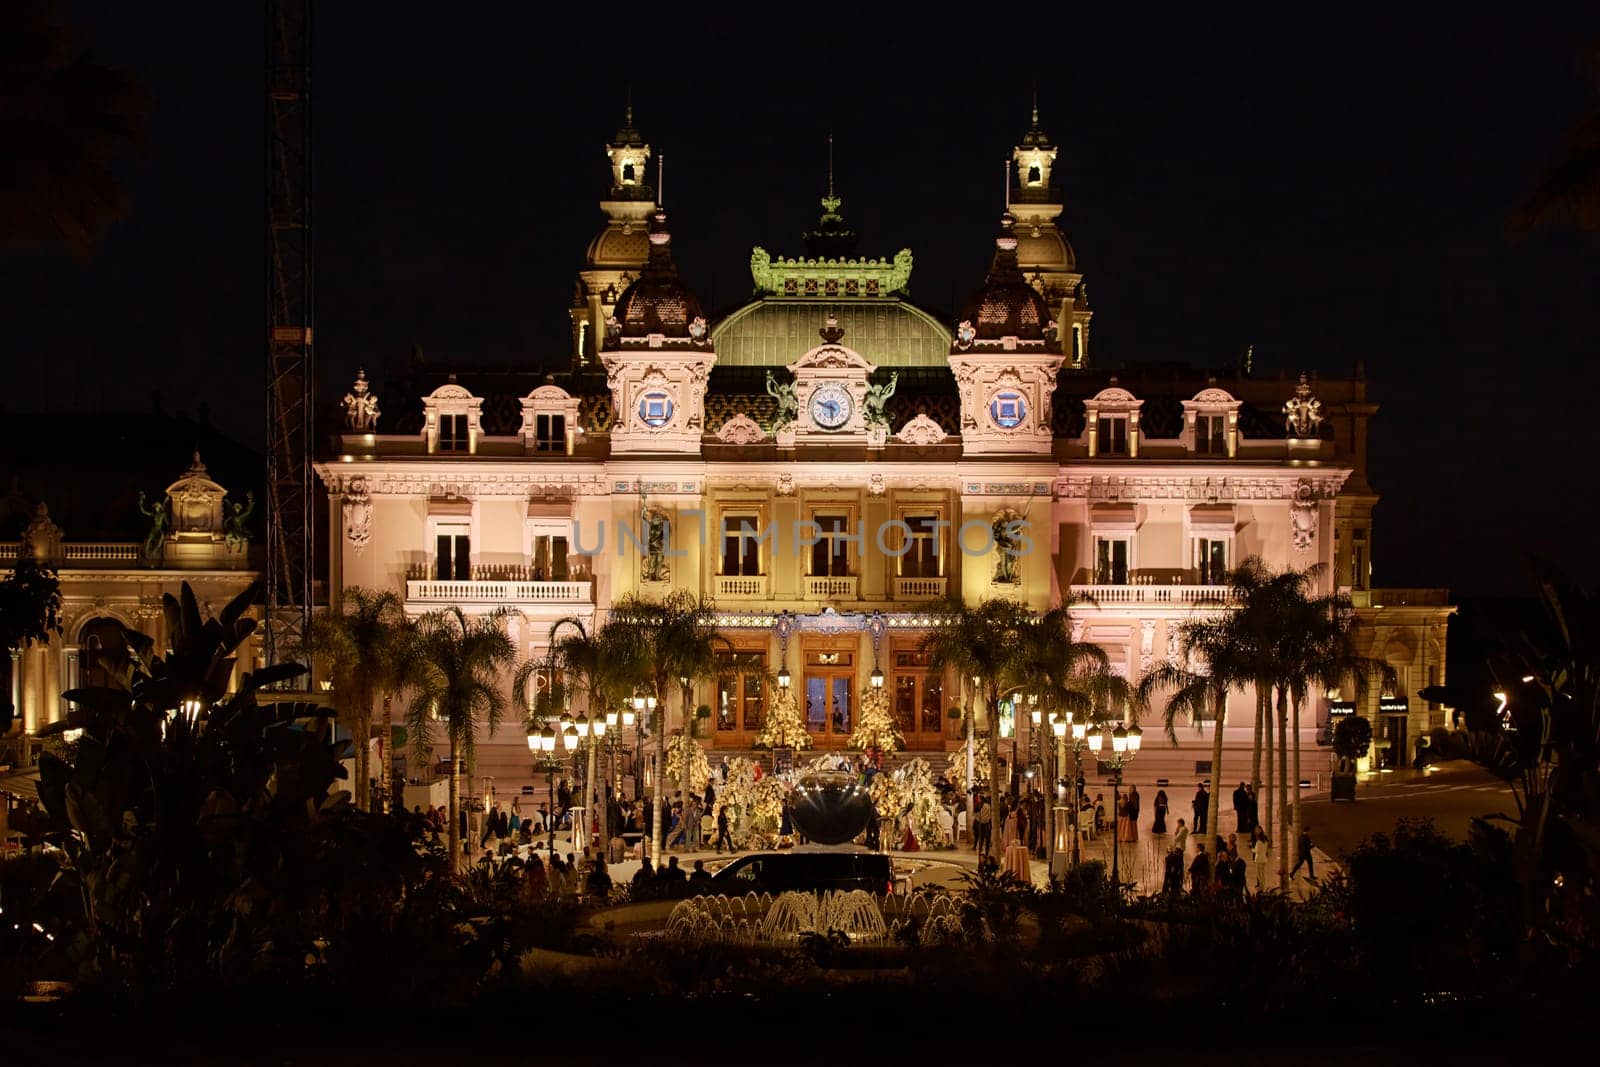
[405,579,592,605]
[1070,583,1232,606]
[805,575,859,600]
[894,576,947,601]
[715,574,768,600]
[1352,587,1450,608]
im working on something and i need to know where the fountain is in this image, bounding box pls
[661,889,891,945]
[788,770,875,845]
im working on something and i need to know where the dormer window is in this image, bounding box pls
[1097,415,1129,456]
[534,414,565,453]
[621,160,636,184]
[1083,384,1143,458]
[1182,386,1242,458]
[438,414,469,453]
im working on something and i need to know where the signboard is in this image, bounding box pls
[772,746,795,776]
[1378,697,1410,715]
[1329,700,1357,718]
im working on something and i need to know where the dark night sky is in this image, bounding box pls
[4,5,1598,596]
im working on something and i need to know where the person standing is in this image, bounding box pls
[1151,789,1168,834]
[1188,842,1210,896]
[1232,781,1251,834]
[1127,784,1141,825]
[714,805,733,852]
[973,795,992,856]
[1172,817,1189,856]
[1162,845,1185,898]
[1192,782,1209,836]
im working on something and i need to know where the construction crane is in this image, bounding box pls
[264,0,314,667]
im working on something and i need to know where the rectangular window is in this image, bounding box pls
[438,414,469,452]
[894,675,917,733]
[1097,415,1129,456]
[810,513,851,577]
[534,413,565,453]
[1095,537,1130,585]
[1195,537,1228,585]
[716,650,767,733]
[531,534,568,581]
[721,515,762,576]
[1195,414,1227,454]
[1352,528,1368,590]
[900,513,941,578]
[435,532,470,580]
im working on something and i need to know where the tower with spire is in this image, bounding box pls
[1010,96,1093,368]
[570,106,657,368]
[801,135,860,260]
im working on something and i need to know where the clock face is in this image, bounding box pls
[810,384,853,430]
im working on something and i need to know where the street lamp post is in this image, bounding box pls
[575,712,595,856]
[528,726,561,858]
[1097,721,1143,894]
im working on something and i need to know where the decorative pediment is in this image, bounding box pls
[1088,385,1140,408]
[165,453,229,535]
[791,343,874,372]
[1189,386,1237,405]
[425,383,476,403]
[895,413,948,446]
[715,412,766,445]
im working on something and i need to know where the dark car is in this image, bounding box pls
[707,848,894,896]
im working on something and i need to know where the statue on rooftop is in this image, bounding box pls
[863,372,898,428]
[224,491,255,552]
[137,491,168,563]
[765,370,799,430]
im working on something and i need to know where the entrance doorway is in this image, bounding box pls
[803,648,854,746]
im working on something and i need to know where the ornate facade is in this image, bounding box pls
[316,108,1449,794]
[2,452,260,769]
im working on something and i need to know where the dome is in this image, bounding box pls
[957,214,1057,346]
[612,209,706,341]
[585,225,649,268]
[1014,229,1076,272]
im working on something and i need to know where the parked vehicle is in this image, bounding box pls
[707,848,894,895]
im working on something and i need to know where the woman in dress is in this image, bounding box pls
[1151,789,1169,834]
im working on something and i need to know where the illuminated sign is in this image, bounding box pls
[1378,696,1409,714]
[1329,700,1357,717]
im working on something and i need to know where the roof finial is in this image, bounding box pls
[625,85,633,128]
[1003,157,1010,210]
[827,133,834,199]
[657,153,664,208]
[1031,82,1039,127]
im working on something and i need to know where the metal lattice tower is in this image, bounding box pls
[265,0,314,665]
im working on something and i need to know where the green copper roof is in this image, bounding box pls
[711,298,953,368]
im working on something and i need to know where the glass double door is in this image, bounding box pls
[803,649,855,745]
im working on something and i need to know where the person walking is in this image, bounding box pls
[1290,824,1317,881]
[1192,783,1209,836]
[715,805,734,852]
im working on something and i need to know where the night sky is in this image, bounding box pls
[4,5,1598,596]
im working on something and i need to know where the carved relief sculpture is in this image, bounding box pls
[343,479,372,553]
[1291,479,1319,551]
[764,370,799,430]
[895,412,947,446]
[862,371,898,428]
[992,509,1022,584]
[642,508,670,582]
[715,412,766,445]
[1140,619,1157,674]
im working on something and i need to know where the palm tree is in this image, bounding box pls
[1138,593,1257,863]
[300,587,411,811]
[606,591,727,864]
[1276,580,1394,875]
[1510,39,1600,235]
[1014,605,1132,863]
[0,1,150,260]
[407,606,518,869]
[920,597,1033,853]
[543,616,641,845]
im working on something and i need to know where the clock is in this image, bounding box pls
[810,384,853,430]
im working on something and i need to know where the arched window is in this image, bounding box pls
[1026,163,1042,185]
[77,618,126,689]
